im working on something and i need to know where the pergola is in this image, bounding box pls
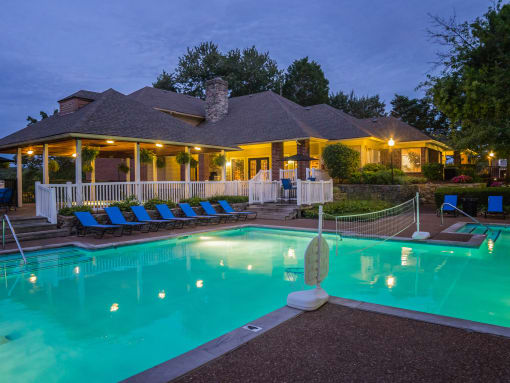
[0,133,234,207]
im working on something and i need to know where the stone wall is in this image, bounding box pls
[336,183,487,205]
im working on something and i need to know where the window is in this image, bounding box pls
[231,159,245,180]
[367,148,381,164]
[401,148,421,172]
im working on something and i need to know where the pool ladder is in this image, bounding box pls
[440,203,493,234]
[2,215,26,264]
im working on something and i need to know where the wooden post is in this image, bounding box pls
[134,143,141,200]
[185,147,190,198]
[152,156,158,182]
[125,158,131,182]
[16,147,22,207]
[221,149,226,181]
[43,143,49,184]
[75,139,82,204]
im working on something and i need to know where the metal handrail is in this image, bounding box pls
[2,215,26,264]
[440,203,492,233]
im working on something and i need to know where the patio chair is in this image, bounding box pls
[281,178,297,201]
[178,203,220,225]
[307,177,316,181]
[485,196,506,219]
[0,189,7,211]
[218,200,257,220]
[74,211,122,238]
[438,195,458,217]
[105,206,150,234]
[131,206,175,231]
[199,201,237,223]
[155,204,196,227]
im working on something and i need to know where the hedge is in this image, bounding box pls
[179,195,249,207]
[434,187,510,209]
[303,200,393,220]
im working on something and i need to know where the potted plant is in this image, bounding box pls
[118,162,130,174]
[156,156,165,168]
[81,146,99,173]
[140,148,155,164]
[190,157,198,168]
[176,151,191,165]
[212,154,226,168]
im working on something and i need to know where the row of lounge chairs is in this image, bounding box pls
[74,201,257,238]
[441,195,506,219]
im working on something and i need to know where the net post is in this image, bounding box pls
[317,205,323,287]
[416,192,420,233]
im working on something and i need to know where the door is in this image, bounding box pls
[248,157,269,179]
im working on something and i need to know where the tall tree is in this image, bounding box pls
[424,2,510,156]
[152,70,178,92]
[26,109,57,126]
[390,94,449,138]
[281,57,330,106]
[329,90,386,119]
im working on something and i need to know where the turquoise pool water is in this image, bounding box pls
[1,226,510,382]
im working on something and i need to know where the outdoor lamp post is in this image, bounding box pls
[388,138,395,184]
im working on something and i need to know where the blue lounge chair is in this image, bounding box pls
[131,206,175,231]
[281,178,296,200]
[179,203,220,224]
[438,195,458,217]
[155,204,196,227]
[74,211,122,238]
[307,177,316,181]
[0,188,13,211]
[199,201,237,223]
[485,196,505,219]
[105,207,149,234]
[218,200,257,221]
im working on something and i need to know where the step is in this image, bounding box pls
[8,216,49,226]
[2,228,69,244]
[8,222,58,234]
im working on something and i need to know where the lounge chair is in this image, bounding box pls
[105,206,149,234]
[179,203,220,224]
[0,188,13,211]
[155,204,196,227]
[485,196,506,219]
[281,178,296,200]
[131,206,175,231]
[199,201,237,223]
[74,211,122,238]
[438,195,458,217]
[218,200,257,220]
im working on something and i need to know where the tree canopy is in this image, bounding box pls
[27,109,57,126]
[329,90,386,119]
[282,57,330,106]
[322,143,360,181]
[424,2,510,156]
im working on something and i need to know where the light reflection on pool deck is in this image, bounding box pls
[0,226,510,382]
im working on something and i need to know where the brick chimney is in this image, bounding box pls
[58,91,97,115]
[205,77,228,123]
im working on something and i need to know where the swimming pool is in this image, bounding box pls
[1,226,509,382]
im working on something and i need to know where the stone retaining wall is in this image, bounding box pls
[336,183,486,204]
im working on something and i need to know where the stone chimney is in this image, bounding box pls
[205,77,228,123]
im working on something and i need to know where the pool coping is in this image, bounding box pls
[0,220,498,258]
[121,305,303,383]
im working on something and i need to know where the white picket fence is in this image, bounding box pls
[35,180,249,223]
[296,179,333,205]
[305,168,330,181]
[279,169,297,181]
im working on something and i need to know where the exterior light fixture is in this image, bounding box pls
[388,138,395,184]
[158,290,166,299]
[106,140,115,144]
[27,150,34,155]
[226,161,231,166]
[29,274,37,283]
[388,138,395,147]
[155,143,163,147]
[489,152,495,157]
[194,147,201,150]
[196,280,204,288]
[72,153,77,158]
[110,303,119,312]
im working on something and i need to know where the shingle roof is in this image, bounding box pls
[360,116,433,142]
[0,89,232,149]
[128,87,205,117]
[58,90,101,102]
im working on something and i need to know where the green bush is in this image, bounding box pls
[322,143,360,182]
[143,198,176,210]
[422,163,444,181]
[207,195,248,204]
[349,168,407,185]
[179,197,206,206]
[58,205,92,216]
[362,163,386,172]
[434,186,510,209]
[303,200,393,219]
[407,176,428,184]
[109,195,140,211]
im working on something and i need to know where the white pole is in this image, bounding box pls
[415,192,420,233]
[42,143,49,184]
[75,139,82,205]
[317,205,323,288]
[16,147,22,207]
[134,143,141,200]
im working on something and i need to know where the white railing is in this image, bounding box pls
[35,180,249,222]
[279,168,297,181]
[305,168,330,181]
[35,182,58,224]
[296,179,333,206]
[249,180,280,204]
[251,169,272,182]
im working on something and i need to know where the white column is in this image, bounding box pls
[90,158,96,202]
[134,143,141,200]
[185,146,190,198]
[75,139,83,204]
[43,143,49,184]
[16,147,22,207]
[152,156,158,181]
[221,150,226,181]
[125,158,131,182]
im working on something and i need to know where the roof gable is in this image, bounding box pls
[128,87,205,117]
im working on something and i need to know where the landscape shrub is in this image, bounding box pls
[422,163,444,181]
[109,195,140,211]
[451,175,473,183]
[361,163,386,172]
[143,198,176,210]
[179,197,206,206]
[322,143,360,182]
[349,168,407,185]
[303,199,393,219]
[407,176,428,184]
[207,195,248,204]
[58,205,93,216]
[434,186,510,209]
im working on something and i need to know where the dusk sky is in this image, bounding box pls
[0,0,490,137]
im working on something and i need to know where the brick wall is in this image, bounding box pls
[198,153,210,181]
[59,98,92,115]
[271,142,284,180]
[297,139,310,180]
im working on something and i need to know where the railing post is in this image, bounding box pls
[320,180,325,204]
[66,181,72,207]
[296,179,302,206]
[50,187,57,224]
[35,181,41,216]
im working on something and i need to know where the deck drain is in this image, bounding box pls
[242,324,262,333]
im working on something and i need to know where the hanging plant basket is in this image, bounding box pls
[156,156,165,168]
[48,159,60,173]
[81,146,99,173]
[190,157,198,168]
[118,163,130,174]
[140,148,155,164]
[82,163,94,173]
[212,154,227,168]
[176,151,191,165]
